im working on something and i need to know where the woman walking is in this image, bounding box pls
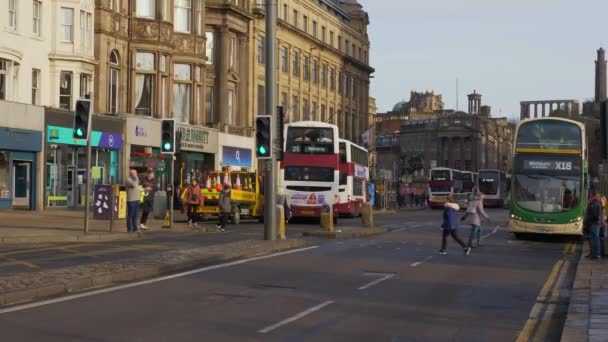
[439,195,471,255]
[463,192,490,248]
[182,179,204,227]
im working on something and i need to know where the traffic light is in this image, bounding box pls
[276,107,285,161]
[161,119,176,154]
[73,98,91,140]
[255,115,272,159]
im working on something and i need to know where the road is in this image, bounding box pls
[0,209,578,341]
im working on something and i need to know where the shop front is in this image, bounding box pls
[45,109,124,208]
[176,124,218,187]
[0,128,43,209]
[124,115,169,187]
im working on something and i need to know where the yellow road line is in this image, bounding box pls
[0,255,39,269]
[537,259,564,302]
[0,243,97,257]
[58,248,98,258]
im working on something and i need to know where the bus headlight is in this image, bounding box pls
[569,217,583,223]
[510,214,522,220]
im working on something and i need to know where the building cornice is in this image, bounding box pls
[48,54,98,66]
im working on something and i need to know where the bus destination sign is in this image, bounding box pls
[523,160,577,171]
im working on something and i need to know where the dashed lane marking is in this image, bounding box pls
[357,272,396,290]
[258,301,335,333]
[410,256,433,267]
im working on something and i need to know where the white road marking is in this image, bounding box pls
[258,300,335,333]
[0,245,320,315]
[392,227,408,232]
[412,224,422,228]
[410,256,433,267]
[357,272,396,290]
[480,225,501,241]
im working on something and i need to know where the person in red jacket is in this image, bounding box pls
[182,179,204,227]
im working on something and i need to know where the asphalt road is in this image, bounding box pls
[0,209,579,341]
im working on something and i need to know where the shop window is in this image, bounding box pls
[59,71,72,110]
[0,152,9,199]
[173,63,192,123]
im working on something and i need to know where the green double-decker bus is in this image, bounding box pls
[509,117,587,237]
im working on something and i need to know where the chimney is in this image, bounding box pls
[596,48,607,102]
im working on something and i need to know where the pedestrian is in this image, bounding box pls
[462,192,490,248]
[439,194,471,255]
[125,169,141,233]
[182,179,204,227]
[584,189,604,260]
[139,169,155,230]
[217,183,232,232]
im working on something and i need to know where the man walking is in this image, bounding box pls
[584,189,604,260]
[125,169,141,233]
[217,183,232,232]
[139,169,155,230]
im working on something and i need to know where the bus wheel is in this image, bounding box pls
[514,233,522,240]
[232,206,241,225]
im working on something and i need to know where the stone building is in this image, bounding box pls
[391,91,444,115]
[252,0,374,141]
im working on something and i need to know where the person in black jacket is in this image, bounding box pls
[139,169,155,230]
[584,190,604,260]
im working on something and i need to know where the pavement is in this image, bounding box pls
[0,208,581,341]
[561,245,608,342]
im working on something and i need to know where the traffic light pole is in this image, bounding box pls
[264,0,277,241]
[83,113,92,233]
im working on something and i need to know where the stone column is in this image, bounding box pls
[238,34,248,127]
[534,104,538,118]
[541,103,546,117]
[217,25,229,125]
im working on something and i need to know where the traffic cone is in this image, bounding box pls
[206,176,211,191]
[162,210,171,228]
[216,175,222,191]
[235,174,241,190]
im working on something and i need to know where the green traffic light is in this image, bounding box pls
[163,142,172,151]
[75,128,84,137]
[258,146,267,155]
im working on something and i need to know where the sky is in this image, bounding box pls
[360,0,608,119]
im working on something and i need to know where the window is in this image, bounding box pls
[174,0,192,33]
[338,71,343,94]
[312,20,317,37]
[31,69,40,105]
[136,0,156,18]
[358,47,362,60]
[311,60,318,84]
[303,16,308,32]
[196,0,203,34]
[302,56,309,81]
[135,52,155,116]
[108,50,120,114]
[343,73,349,97]
[205,32,214,64]
[302,99,309,120]
[321,26,326,42]
[281,47,288,73]
[257,36,265,65]
[283,4,288,21]
[173,63,192,123]
[59,71,73,110]
[227,89,235,125]
[292,51,299,77]
[281,92,288,110]
[257,84,265,115]
[321,64,327,87]
[33,1,41,36]
[352,43,356,57]
[229,37,237,69]
[292,10,298,27]
[364,50,368,63]
[8,0,16,29]
[160,60,168,116]
[0,60,6,100]
[338,35,342,50]
[329,67,335,91]
[345,39,349,54]
[292,95,299,121]
[329,107,335,124]
[205,86,214,124]
[464,160,472,172]
[330,31,334,46]
[161,0,169,20]
[80,11,92,49]
[351,77,356,99]
[312,101,318,120]
[321,104,326,122]
[80,73,91,97]
[61,8,74,42]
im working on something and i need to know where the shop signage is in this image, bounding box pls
[222,146,252,167]
[177,124,217,153]
[0,127,42,152]
[47,126,123,149]
[126,117,160,147]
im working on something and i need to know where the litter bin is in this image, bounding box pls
[153,191,168,219]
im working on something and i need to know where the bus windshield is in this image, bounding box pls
[512,154,582,213]
[516,120,582,151]
[479,171,499,195]
[286,127,335,154]
[430,170,451,193]
[284,166,335,182]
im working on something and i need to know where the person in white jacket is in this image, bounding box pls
[462,192,491,247]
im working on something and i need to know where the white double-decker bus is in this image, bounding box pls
[428,168,465,208]
[337,139,369,217]
[281,121,340,222]
[478,169,509,208]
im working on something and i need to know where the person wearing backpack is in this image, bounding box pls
[584,189,604,260]
[462,192,491,248]
[439,195,471,255]
[183,179,204,227]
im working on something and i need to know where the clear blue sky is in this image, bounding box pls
[360,0,607,119]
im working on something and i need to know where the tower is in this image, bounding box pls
[468,90,482,115]
[596,48,607,102]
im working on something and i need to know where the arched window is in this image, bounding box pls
[108,50,120,113]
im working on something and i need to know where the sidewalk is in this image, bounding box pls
[0,209,190,244]
[562,250,608,342]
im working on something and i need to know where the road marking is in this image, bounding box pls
[0,255,39,269]
[480,225,500,241]
[357,272,396,290]
[0,245,320,315]
[0,243,96,257]
[258,301,334,333]
[392,227,408,232]
[537,259,564,302]
[410,256,433,267]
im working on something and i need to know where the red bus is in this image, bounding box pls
[281,121,340,221]
[337,139,369,216]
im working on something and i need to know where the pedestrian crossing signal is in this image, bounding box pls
[161,119,175,154]
[73,99,91,140]
[255,115,272,159]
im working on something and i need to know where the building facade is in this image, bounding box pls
[251,0,373,141]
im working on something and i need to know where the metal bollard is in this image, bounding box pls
[320,204,334,232]
[276,204,286,240]
[361,202,374,228]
